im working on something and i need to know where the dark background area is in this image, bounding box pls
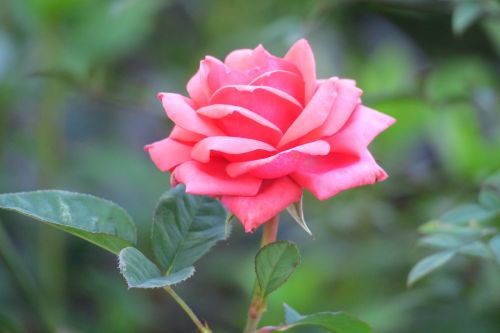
[1,0,500,332]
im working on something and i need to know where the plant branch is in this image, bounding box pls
[163,286,211,333]
[243,215,280,333]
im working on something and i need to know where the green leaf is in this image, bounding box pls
[489,235,500,263]
[255,241,300,297]
[286,197,312,235]
[407,251,455,286]
[452,2,484,35]
[457,241,494,259]
[439,204,495,225]
[0,190,136,254]
[151,185,227,274]
[119,247,194,289]
[418,234,466,249]
[283,304,304,324]
[479,173,500,209]
[263,306,372,333]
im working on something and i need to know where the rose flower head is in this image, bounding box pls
[145,39,395,232]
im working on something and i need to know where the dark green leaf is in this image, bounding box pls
[119,247,194,289]
[255,241,300,297]
[286,196,312,235]
[408,251,455,286]
[0,190,136,254]
[151,185,227,274]
[452,2,484,35]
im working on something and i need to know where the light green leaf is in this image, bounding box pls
[119,247,194,289]
[283,304,304,324]
[263,308,372,333]
[452,2,484,35]
[458,241,494,259]
[439,204,495,225]
[489,235,500,263]
[255,241,300,297]
[418,234,466,249]
[286,197,312,235]
[479,173,500,209]
[151,185,227,274]
[407,251,455,286]
[0,190,136,254]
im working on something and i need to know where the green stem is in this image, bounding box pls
[163,286,212,333]
[243,215,280,333]
[0,221,55,332]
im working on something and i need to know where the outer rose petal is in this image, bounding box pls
[249,70,305,105]
[191,136,276,163]
[173,159,262,196]
[144,138,192,172]
[196,104,283,145]
[158,93,224,136]
[221,177,302,232]
[300,79,362,143]
[278,78,338,148]
[224,45,300,79]
[170,126,205,143]
[226,140,330,179]
[291,151,388,200]
[210,85,302,132]
[327,105,396,156]
[284,39,316,103]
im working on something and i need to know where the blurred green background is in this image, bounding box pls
[1,0,500,332]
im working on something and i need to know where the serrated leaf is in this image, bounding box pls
[0,190,136,254]
[260,310,372,333]
[151,185,227,274]
[255,241,300,297]
[407,251,455,286]
[489,235,500,263]
[119,247,194,289]
[286,197,312,235]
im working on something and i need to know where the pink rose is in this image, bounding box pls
[146,39,395,232]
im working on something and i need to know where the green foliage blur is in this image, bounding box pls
[1,0,499,332]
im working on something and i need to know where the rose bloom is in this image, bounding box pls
[146,39,395,232]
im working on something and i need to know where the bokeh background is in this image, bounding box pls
[1,0,500,332]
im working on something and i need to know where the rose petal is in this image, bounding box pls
[158,92,224,136]
[299,79,362,143]
[327,105,396,156]
[144,137,192,172]
[221,177,302,232]
[278,78,338,148]
[210,85,302,132]
[186,56,249,107]
[170,126,205,143]
[284,39,316,103]
[226,140,330,179]
[249,70,305,105]
[225,45,300,79]
[291,151,388,200]
[173,159,262,196]
[196,104,283,145]
[191,136,276,163]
